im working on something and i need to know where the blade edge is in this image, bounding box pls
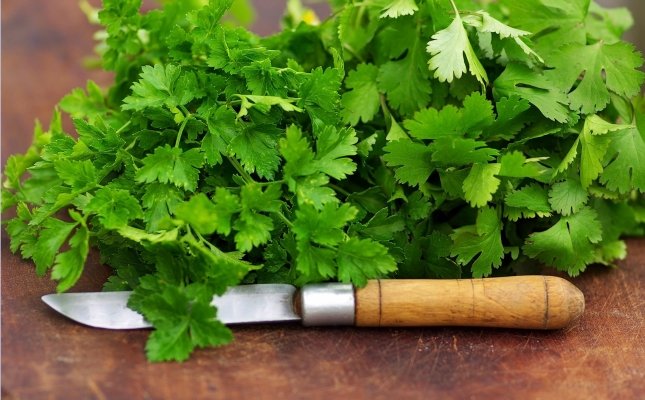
[41,284,301,329]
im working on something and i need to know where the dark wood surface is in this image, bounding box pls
[2,2,644,399]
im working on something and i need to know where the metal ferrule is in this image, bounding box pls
[298,283,355,326]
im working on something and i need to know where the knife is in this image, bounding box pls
[41,276,584,330]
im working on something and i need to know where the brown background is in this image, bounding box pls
[2,1,644,399]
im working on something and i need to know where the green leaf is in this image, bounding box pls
[229,124,281,180]
[133,279,233,362]
[59,80,108,122]
[426,2,488,86]
[494,63,570,123]
[136,145,204,191]
[123,64,202,111]
[524,207,603,275]
[84,187,143,229]
[378,44,431,116]
[33,218,78,275]
[51,212,90,292]
[174,193,220,235]
[293,203,357,246]
[53,159,98,191]
[341,64,381,126]
[337,237,397,287]
[451,207,504,277]
[548,179,588,216]
[382,140,433,187]
[379,0,419,19]
[600,127,645,193]
[546,41,644,114]
[141,183,183,232]
[235,95,303,119]
[463,163,501,207]
[404,92,494,140]
[430,138,498,167]
[498,151,547,178]
[313,126,358,180]
[504,184,552,215]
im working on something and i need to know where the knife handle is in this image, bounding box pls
[354,276,584,329]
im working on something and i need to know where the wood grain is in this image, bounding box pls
[2,2,644,399]
[355,277,585,329]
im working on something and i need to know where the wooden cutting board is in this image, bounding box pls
[2,2,644,399]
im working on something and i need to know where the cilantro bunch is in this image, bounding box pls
[2,0,644,361]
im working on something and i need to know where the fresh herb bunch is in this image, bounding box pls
[3,0,644,361]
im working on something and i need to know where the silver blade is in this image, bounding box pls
[41,284,301,330]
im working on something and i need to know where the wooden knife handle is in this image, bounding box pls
[354,276,584,329]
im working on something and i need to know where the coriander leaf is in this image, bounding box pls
[379,0,419,19]
[336,237,397,287]
[134,280,233,362]
[295,241,336,281]
[523,207,603,275]
[430,138,498,167]
[576,115,631,188]
[51,212,89,292]
[233,184,282,251]
[235,95,302,119]
[600,126,645,193]
[233,213,273,252]
[211,187,240,236]
[404,92,494,139]
[32,218,78,275]
[84,187,143,229]
[123,64,202,111]
[59,80,108,122]
[341,63,381,126]
[494,63,569,123]
[378,42,431,116]
[462,11,543,62]
[141,183,183,232]
[174,193,220,235]
[382,140,433,186]
[293,174,338,209]
[451,207,504,277]
[136,145,204,191]
[280,124,317,180]
[548,178,588,216]
[498,151,547,178]
[229,123,282,180]
[202,106,238,166]
[293,203,357,246]
[53,159,98,191]
[426,2,488,86]
[297,67,342,126]
[545,41,645,114]
[502,0,590,37]
[313,126,358,180]
[463,163,501,207]
[504,184,552,218]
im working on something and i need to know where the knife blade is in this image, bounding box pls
[41,276,585,330]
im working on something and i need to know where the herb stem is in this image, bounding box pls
[330,183,351,197]
[115,120,132,135]
[174,115,191,148]
[227,156,255,184]
[275,211,294,228]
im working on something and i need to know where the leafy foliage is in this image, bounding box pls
[3,0,644,361]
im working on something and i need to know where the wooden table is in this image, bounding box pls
[3,2,644,399]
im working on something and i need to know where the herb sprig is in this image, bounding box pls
[3,0,644,361]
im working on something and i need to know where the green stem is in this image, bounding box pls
[227,156,255,184]
[174,115,191,148]
[275,211,294,228]
[115,120,132,135]
[330,183,351,197]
